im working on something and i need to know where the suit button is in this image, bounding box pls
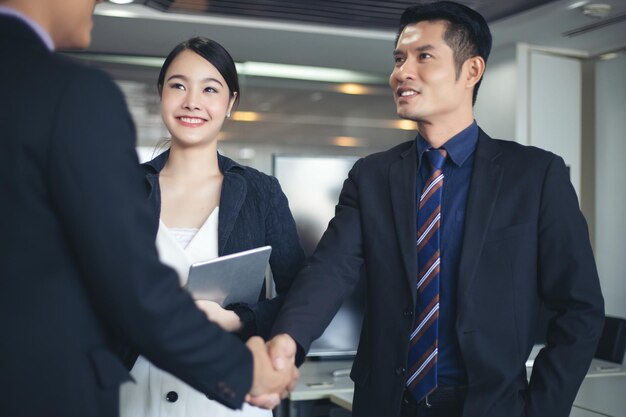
[165,391,178,403]
[395,366,406,376]
[216,381,235,399]
[403,309,414,319]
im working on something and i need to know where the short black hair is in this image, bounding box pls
[397,1,492,105]
[157,37,240,110]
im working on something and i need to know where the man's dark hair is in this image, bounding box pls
[397,1,492,105]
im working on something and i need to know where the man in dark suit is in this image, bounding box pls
[269,2,604,417]
[0,0,296,416]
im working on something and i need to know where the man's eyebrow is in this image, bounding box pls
[415,44,435,52]
[393,44,436,55]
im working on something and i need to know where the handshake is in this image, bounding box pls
[244,334,300,409]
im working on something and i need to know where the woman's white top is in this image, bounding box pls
[119,207,270,417]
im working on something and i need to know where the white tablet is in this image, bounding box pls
[186,246,271,306]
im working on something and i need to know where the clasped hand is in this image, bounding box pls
[245,334,299,409]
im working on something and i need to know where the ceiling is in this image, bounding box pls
[91,0,626,74]
[86,0,626,153]
[142,0,558,30]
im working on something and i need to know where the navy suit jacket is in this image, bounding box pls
[272,130,604,417]
[0,16,255,417]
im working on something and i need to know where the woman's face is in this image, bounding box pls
[160,49,236,148]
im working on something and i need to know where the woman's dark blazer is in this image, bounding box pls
[142,149,305,340]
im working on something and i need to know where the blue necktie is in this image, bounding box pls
[407,148,447,402]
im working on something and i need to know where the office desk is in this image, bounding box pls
[329,391,354,412]
[287,358,626,417]
[289,360,354,401]
[280,360,353,417]
[584,359,626,378]
[569,406,611,417]
[573,373,626,417]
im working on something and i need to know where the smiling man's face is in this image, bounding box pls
[389,20,470,125]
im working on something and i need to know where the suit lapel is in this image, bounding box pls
[389,142,418,302]
[218,172,246,255]
[457,131,503,305]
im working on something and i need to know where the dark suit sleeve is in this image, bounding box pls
[271,159,365,356]
[47,69,252,409]
[526,155,604,417]
[244,176,306,339]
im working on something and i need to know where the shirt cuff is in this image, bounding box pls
[225,303,257,340]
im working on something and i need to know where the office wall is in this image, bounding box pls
[476,45,584,199]
[474,45,517,140]
[529,51,583,199]
[595,54,626,321]
[581,60,596,247]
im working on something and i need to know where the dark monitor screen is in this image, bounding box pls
[273,155,365,357]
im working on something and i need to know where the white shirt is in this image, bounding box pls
[119,207,270,417]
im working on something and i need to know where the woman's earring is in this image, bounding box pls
[226,112,231,119]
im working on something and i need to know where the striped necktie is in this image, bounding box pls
[406,148,447,402]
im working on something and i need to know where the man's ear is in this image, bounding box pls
[465,56,486,88]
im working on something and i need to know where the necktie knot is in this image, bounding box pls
[426,148,447,171]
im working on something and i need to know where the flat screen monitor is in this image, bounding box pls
[273,155,365,357]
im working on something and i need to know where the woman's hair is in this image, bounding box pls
[157,37,240,111]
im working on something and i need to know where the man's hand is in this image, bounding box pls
[266,333,298,372]
[245,336,299,409]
